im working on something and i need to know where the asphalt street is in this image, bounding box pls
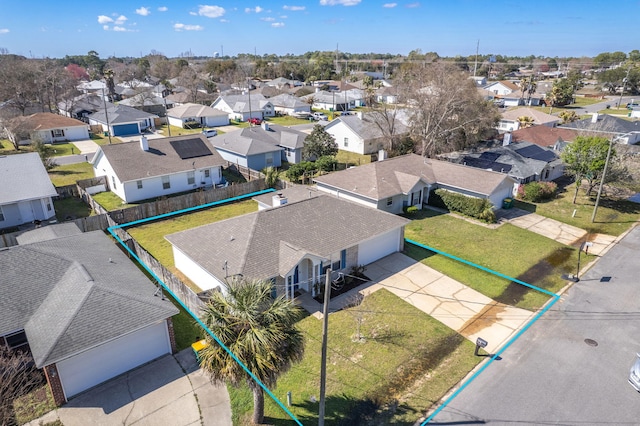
[429,225,640,425]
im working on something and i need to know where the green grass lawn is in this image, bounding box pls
[91,191,135,210]
[126,200,258,291]
[404,209,580,310]
[156,124,206,137]
[531,97,603,115]
[227,289,481,425]
[514,186,640,236]
[13,383,57,425]
[266,116,311,126]
[336,150,372,167]
[53,197,93,220]
[48,162,94,187]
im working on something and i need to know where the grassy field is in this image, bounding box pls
[48,162,94,187]
[227,289,481,425]
[335,150,372,167]
[531,96,603,115]
[91,191,135,210]
[404,209,579,310]
[266,116,311,126]
[515,185,640,236]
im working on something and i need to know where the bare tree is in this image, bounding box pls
[396,63,500,157]
[0,345,46,426]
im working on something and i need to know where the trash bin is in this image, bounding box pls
[103,131,109,137]
[502,198,514,209]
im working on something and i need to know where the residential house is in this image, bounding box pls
[165,194,410,299]
[301,88,364,111]
[253,185,320,211]
[0,226,178,405]
[88,104,158,136]
[5,112,90,144]
[268,93,312,116]
[91,134,225,203]
[375,86,399,104]
[483,80,520,96]
[498,107,560,132]
[118,93,171,117]
[0,153,57,230]
[211,93,274,122]
[559,113,640,145]
[165,89,218,106]
[470,76,487,87]
[314,154,517,214]
[265,77,303,88]
[323,112,408,155]
[458,141,565,183]
[510,126,579,150]
[166,103,229,128]
[209,122,307,168]
[57,94,115,122]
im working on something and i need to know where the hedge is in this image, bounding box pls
[430,189,496,223]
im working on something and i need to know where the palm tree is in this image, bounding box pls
[199,278,305,425]
[517,115,535,128]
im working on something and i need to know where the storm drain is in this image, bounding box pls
[584,338,598,347]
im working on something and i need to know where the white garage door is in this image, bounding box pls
[358,228,402,266]
[56,321,171,399]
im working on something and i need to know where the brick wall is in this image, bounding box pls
[44,364,66,406]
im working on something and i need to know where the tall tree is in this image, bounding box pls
[303,124,337,160]
[561,136,613,203]
[199,278,305,425]
[396,62,499,157]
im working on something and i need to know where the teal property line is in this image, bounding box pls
[107,188,304,426]
[405,239,560,425]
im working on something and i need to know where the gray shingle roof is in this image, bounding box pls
[95,134,226,182]
[268,94,309,109]
[167,103,228,119]
[314,154,513,200]
[0,230,178,367]
[89,104,158,124]
[213,94,272,113]
[16,222,82,245]
[0,153,57,204]
[165,195,409,281]
[559,114,640,134]
[209,124,305,156]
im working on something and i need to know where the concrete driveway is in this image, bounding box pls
[27,349,231,426]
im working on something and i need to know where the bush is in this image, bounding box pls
[404,205,419,215]
[517,181,557,202]
[315,155,337,172]
[285,161,315,182]
[430,189,496,223]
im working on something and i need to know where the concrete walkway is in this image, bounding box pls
[298,253,534,354]
[26,349,231,426]
[70,139,100,154]
[500,208,617,256]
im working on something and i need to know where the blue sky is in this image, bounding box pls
[0,0,638,59]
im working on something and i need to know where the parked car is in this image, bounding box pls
[340,111,352,116]
[312,112,328,121]
[248,117,262,125]
[202,129,218,138]
[629,353,640,391]
[627,103,639,110]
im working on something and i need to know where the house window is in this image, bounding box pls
[187,171,195,185]
[111,176,117,189]
[137,180,143,189]
[265,153,273,167]
[386,197,393,206]
[46,200,52,211]
[0,206,4,221]
[51,129,65,138]
[4,330,28,349]
[340,249,346,269]
[344,137,349,147]
[204,169,210,178]
[162,175,171,189]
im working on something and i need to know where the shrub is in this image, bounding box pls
[315,155,337,172]
[430,189,496,223]
[404,205,419,215]
[518,181,557,202]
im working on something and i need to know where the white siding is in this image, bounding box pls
[56,321,171,399]
[358,228,403,266]
[315,184,378,209]
[325,122,366,154]
[173,246,225,292]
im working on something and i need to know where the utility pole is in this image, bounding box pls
[473,40,479,77]
[617,67,631,108]
[318,269,332,426]
[591,137,614,223]
[101,87,112,144]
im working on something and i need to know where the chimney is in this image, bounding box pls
[140,135,149,151]
[261,121,270,131]
[272,193,288,207]
[503,132,512,146]
[591,113,599,123]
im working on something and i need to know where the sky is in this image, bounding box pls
[0,0,638,59]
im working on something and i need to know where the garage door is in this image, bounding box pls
[56,321,171,399]
[358,228,402,266]
[112,122,140,136]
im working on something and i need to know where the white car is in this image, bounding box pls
[202,129,218,138]
[312,112,328,121]
[629,353,640,391]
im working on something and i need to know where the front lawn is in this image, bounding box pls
[405,209,579,310]
[48,162,94,187]
[514,184,640,236]
[228,289,481,425]
[266,116,311,126]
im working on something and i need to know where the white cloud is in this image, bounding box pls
[320,0,361,5]
[113,26,128,32]
[103,25,109,30]
[245,6,264,13]
[283,5,305,11]
[158,6,168,12]
[383,3,397,7]
[0,28,9,34]
[136,7,151,16]
[261,17,275,22]
[174,23,204,31]
[114,15,128,25]
[220,19,229,23]
[97,15,113,24]
[405,2,420,7]
[198,5,225,18]
[271,22,285,28]
[280,15,288,18]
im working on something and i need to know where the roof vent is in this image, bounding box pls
[140,135,149,151]
[591,113,599,123]
[272,193,288,207]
